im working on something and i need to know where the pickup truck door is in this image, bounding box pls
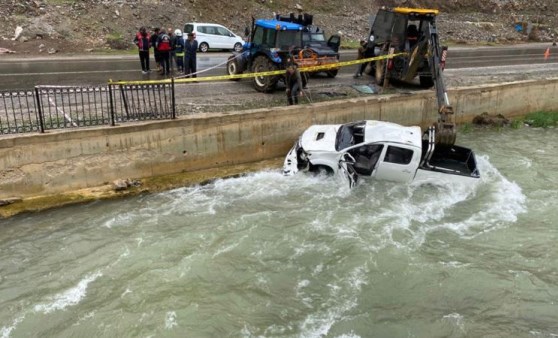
[374,145,419,183]
[338,153,359,188]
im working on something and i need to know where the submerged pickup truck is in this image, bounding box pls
[283,120,480,188]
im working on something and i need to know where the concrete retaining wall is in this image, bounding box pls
[1,78,557,200]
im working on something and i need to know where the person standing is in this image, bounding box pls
[353,39,367,78]
[150,27,161,72]
[167,27,175,73]
[358,34,376,78]
[156,28,172,76]
[184,32,198,78]
[173,29,185,73]
[133,26,150,74]
[285,61,304,105]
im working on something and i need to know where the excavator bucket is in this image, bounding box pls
[435,106,456,145]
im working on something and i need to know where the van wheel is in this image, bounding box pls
[233,42,243,52]
[226,57,242,81]
[252,56,279,93]
[199,42,209,53]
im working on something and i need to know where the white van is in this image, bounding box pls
[183,23,244,53]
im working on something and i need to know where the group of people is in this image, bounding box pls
[133,26,199,77]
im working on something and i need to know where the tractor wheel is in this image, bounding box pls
[375,59,386,86]
[252,56,279,93]
[226,57,242,81]
[326,69,338,78]
[419,75,435,88]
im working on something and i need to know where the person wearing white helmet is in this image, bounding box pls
[173,29,185,72]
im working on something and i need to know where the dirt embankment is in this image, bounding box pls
[1,0,557,56]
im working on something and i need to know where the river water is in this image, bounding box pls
[1,126,557,337]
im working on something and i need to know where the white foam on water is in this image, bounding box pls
[442,312,466,332]
[353,154,528,248]
[436,155,526,238]
[101,213,135,229]
[298,265,368,338]
[33,271,102,314]
[72,311,96,327]
[212,234,245,258]
[120,288,132,298]
[334,332,362,338]
[164,311,177,329]
[1,315,25,338]
[173,183,235,216]
[529,330,558,337]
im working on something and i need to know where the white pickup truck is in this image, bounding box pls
[283,120,480,188]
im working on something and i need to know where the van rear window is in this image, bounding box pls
[184,24,194,34]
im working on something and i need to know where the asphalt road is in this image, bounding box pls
[0,43,556,91]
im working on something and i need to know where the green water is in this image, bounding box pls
[1,127,557,337]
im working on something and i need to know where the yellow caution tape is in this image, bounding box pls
[108,52,407,85]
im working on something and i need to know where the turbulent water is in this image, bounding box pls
[1,126,557,337]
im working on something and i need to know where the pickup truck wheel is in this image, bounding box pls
[252,56,279,93]
[419,75,434,88]
[309,164,333,175]
[226,57,242,81]
[375,59,386,85]
[326,69,338,78]
[199,42,209,53]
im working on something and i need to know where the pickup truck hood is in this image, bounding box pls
[306,44,338,57]
[300,125,339,152]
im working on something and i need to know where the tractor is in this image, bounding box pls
[226,13,341,92]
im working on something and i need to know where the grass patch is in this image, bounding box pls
[340,39,360,50]
[523,111,558,128]
[459,123,472,133]
[106,33,130,50]
[510,119,523,129]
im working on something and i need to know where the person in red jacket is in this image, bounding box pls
[133,26,150,74]
[156,28,172,76]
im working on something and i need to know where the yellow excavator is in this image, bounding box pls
[367,7,456,145]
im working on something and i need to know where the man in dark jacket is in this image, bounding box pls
[133,26,150,74]
[285,60,304,105]
[167,27,175,73]
[184,32,198,77]
[150,27,161,72]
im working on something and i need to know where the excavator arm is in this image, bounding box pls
[426,21,456,146]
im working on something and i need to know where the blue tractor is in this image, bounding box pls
[226,13,341,92]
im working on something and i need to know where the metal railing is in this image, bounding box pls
[0,80,175,135]
[0,90,41,134]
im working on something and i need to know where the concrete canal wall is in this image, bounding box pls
[1,78,557,201]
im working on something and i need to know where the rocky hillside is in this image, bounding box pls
[1,0,557,55]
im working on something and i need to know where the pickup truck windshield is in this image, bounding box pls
[303,32,326,43]
[335,121,366,151]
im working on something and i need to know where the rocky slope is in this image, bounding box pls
[1,0,557,55]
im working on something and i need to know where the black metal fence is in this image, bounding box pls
[0,80,175,135]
